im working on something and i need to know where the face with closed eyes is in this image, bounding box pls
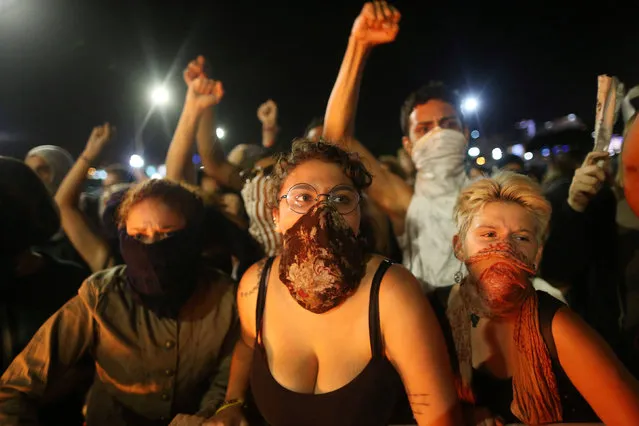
[125,198,186,244]
[454,201,543,277]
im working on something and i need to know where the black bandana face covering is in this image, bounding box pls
[279,203,367,314]
[119,227,202,318]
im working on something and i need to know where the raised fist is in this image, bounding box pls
[186,76,224,111]
[184,56,207,85]
[351,1,401,47]
[257,99,278,128]
[83,123,115,161]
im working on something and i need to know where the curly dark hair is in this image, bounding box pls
[117,179,205,228]
[272,139,377,252]
[400,81,463,136]
[271,139,373,206]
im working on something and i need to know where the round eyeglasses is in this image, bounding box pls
[280,183,360,215]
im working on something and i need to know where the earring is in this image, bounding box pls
[454,263,464,284]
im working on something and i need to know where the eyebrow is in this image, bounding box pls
[127,225,180,233]
[294,183,355,192]
[475,225,533,234]
[416,115,459,126]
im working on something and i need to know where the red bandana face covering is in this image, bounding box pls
[462,242,535,318]
[279,203,367,314]
[450,242,563,424]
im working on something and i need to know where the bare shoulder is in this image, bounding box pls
[375,259,424,301]
[236,258,275,339]
[237,258,269,300]
[551,306,608,352]
[374,258,435,322]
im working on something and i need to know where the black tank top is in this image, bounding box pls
[430,288,600,424]
[250,258,407,426]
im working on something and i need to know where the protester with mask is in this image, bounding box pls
[429,172,639,425]
[0,178,239,426]
[0,157,89,425]
[205,140,460,426]
[322,2,469,292]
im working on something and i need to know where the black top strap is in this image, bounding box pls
[537,290,566,360]
[368,259,394,358]
[255,257,276,344]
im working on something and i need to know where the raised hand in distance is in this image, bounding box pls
[257,99,278,128]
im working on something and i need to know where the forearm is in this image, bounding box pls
[196,108,243,191]
[261,126,278,149]
[54,154,92,207]
[223,338,254,401]
[166,105,200,183]
[323,36,371,143]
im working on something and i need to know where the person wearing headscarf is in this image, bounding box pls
[25,144,74,195]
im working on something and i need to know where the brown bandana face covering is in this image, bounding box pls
[279,203,367,314]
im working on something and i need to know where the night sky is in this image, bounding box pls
[0,0,637,167]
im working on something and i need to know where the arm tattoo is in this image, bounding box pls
[239,259,266,298]
[407,393,430,416]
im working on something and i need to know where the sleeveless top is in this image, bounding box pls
[430,288,600,424]
[250,258,408,426]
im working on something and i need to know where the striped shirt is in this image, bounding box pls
[241,173,282,257]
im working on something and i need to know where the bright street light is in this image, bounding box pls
[461,97,479,114]
[524,152,534,161]
[216,127,226,139]
[468,147,480,157]
[129,154,145,169]
[492,148,503,160]
[150,86,170,106]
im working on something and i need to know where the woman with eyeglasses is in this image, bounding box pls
[205,140,461,426]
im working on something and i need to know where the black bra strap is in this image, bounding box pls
[369,259,393,358]
[255,257,276,344]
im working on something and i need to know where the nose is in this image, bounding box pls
[316,193,331,203]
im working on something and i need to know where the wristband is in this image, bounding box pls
[215,399,244,415]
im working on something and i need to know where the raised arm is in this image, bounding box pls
[166,56,224,185]
[380,265,462,426]
[552,307,639,425]
[196,107,244,192]
[323,2,412,233]
[0,283,96,424]
[257,99,280,149]
[54,124,114,272]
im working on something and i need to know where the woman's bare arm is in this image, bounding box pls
[379,264,462,426]
[54,124,113,272]
[553,307,639,425]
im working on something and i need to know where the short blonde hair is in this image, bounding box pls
[453,172,552,243]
